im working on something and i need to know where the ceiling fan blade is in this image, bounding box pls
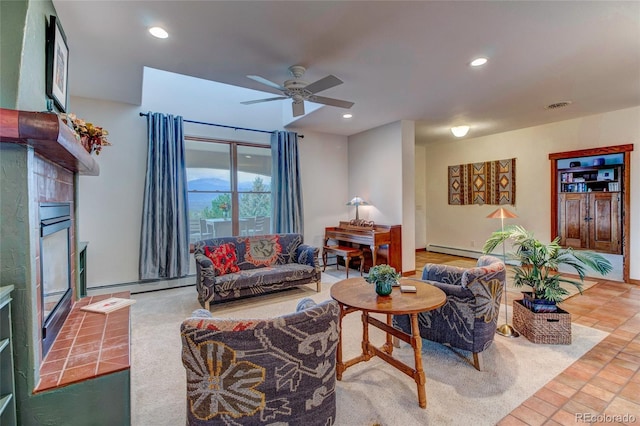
[308,95,354,109]
[292,101,305,117]
[247,75,285,91]
[304,75,343,94]
[241,96,288,105]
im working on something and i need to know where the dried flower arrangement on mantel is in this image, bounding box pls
[61,113,111,155]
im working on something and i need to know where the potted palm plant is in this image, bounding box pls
[482,225,612,312]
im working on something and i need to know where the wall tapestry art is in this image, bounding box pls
[448,158,516,205]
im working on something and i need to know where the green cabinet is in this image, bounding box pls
[0,286,16,426]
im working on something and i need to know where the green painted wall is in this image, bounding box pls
[0,0,58,111]
[0,144,41,423]
[17,0,58,111]
[0,0,28,109]
[21,370,131,426]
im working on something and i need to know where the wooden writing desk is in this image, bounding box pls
[324,222,402,273]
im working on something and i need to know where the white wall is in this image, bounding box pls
[415,143,427,249]
[348,120,416,273]
[292,129,350,249]
[74,97,147,287]
[423,106,640,281]
[401,120,416,273]
[73,96,349,287]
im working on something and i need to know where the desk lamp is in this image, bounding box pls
[347,196,369,221]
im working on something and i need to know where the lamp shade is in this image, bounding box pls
[346,196,369,206]
[486,207,518,219]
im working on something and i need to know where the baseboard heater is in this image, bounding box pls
[86,275,196,296]
[427,245,484,259]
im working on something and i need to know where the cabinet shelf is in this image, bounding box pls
[560,191,620,194]
[0,394,13,416]
[560,164,621,195]
[0,286,16,425]
[559,164,621,172]
[565,179,612,184]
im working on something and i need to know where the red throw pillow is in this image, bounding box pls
[204,243,240,276]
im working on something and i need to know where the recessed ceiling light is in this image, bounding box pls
[245,155,252,158]
[470,57,488,67]
[342,113,353,119]
[451,125,470,137]
[149,27,169,39]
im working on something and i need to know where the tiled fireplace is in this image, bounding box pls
[1,110,131,425]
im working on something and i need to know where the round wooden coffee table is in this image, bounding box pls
[330,277,446,409]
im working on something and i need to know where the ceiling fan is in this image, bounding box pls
[241,65,354,117]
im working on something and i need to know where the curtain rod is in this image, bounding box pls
[138,112,303,138]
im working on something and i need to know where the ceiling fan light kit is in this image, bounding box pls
[242,65,355,117]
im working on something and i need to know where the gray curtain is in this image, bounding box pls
[271,131,304,234]
[139,112,189,280]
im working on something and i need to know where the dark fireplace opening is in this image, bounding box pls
[40,202,73,356]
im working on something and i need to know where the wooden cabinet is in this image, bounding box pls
[0,286,16,426]
[558,192,621,254]
[557,162,623,255]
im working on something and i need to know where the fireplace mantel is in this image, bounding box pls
[0,108,100,175]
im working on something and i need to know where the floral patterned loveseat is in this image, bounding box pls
[194,234,321,310]
[181,298,340,425]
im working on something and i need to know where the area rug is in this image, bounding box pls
[129,274,607,426]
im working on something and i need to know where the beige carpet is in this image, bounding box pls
[130,273,608,426]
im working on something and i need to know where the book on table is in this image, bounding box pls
[80,297,136,314]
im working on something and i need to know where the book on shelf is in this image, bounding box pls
[80,297,136,314]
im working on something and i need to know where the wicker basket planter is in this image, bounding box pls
[512,300,571,344]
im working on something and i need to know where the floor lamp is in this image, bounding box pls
[486,207,519,338]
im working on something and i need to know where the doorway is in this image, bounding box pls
[549,144,633,282]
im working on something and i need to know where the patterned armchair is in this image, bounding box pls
[393,255,505,371]
[181,298,340,425]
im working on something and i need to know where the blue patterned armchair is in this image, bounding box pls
[181,298,340,425]
[393,255,505,371]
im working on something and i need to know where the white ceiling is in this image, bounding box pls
[53,1,640,142]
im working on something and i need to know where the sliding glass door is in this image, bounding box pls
[186,138,271,242]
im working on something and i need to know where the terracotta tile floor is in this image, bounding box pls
[35,291,131,392]
[415,251,640,425]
